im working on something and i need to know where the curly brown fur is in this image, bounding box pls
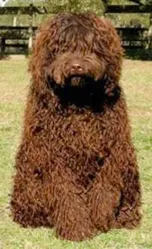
[11,12,141,241]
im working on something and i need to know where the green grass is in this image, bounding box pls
[0,56,152,249]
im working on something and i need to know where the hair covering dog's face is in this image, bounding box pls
[48,52,105,87]
[30,13,123,94]
[44,14,108,87]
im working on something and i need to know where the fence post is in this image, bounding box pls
[0,37,2,56]
[28,4,33,54]
[102,0,108,16]
[13,15,17,27]
[13,9,20,27]
[0,37,5,56]
[147,13,152,49]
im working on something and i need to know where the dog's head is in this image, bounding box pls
[30,13,123,101]
[47,52,106,87]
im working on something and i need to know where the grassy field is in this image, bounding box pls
[0,56,152,249]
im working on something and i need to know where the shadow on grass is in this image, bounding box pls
[0,54,10,60]
[124,49,152,61]
[0,48,29,60]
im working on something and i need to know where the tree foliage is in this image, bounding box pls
[45,0,104,15]
[129,0,152,4]
[1,0,151,26]
[108,0,152,4]
[5,0,44,6]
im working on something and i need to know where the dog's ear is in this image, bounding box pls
[29,17,61,91]
[92,16,123,84]
[44,60,65,86]
[98,72,121,103]
[103,77,121,101]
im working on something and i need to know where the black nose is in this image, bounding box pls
[71,63,83,74]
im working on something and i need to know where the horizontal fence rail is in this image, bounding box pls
[117,27,149,49]
[0,5,47,15]
[0,26,150,55]
[105,4,152,13]
[0,4,152,56]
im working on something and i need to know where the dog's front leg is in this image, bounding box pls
[112,143,141,229]
[87,154,122,232]
[50,165,97,241]
[88,142,141,232]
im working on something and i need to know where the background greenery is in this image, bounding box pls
[0,0,152,26]
[0,0,152,248]
[0,56,152,249]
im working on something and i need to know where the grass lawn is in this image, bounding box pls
[0,56,152,249]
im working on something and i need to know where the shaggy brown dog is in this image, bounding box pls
[11,13,141,241]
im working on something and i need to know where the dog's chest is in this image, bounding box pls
[49,112,108,187]
[54,113,105,153]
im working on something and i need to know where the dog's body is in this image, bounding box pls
[11,13,141,241]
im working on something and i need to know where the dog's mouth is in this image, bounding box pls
[70,75,82,86]
[65,74,95,87]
